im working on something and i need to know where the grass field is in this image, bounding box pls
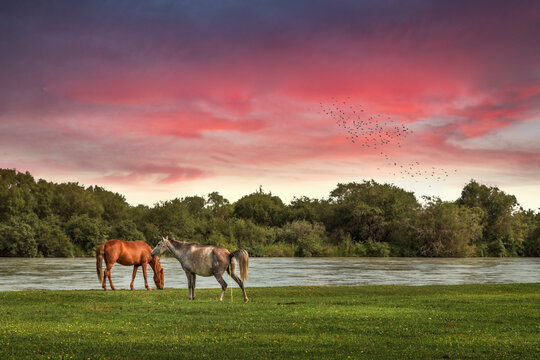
[0,284,539,359]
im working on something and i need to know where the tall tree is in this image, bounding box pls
[457,180,519,256]
[233,189,287,227]
[417,198,483,257]
[326,181,420,253]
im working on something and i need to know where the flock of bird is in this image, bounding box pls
[319,98,457,185]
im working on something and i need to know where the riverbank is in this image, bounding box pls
[1,284,539,359]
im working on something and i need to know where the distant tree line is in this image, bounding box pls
[0,168,538,258]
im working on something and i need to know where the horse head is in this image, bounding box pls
[151,256,165,290]
[151,236,169,257]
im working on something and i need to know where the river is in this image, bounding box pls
[0,257,538,291]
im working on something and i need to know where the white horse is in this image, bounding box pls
[151,237,249,302]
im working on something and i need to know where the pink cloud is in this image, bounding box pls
[122,108,266,138]
[98,164,205,185]
[1,0,539,208]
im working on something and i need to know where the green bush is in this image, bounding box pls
[65,215,110,254]
[263,243,296,257]
[0,216,39,257]
[35,218,74,257]
[488,237,507,257]
[279,220,328,257]
[111,220,145,241]
[229,218,268,256]
[523,227,540,256]
[417,199,482,257]
[350,242,367,256]
[365,239,390,257]
[207,231,238,250]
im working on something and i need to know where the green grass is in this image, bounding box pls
[0,284,539,359]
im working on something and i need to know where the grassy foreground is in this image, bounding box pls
[0,284,539,359]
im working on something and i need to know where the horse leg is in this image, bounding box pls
[142,263,150,290]
[191,273,196,300]
[130,265,139,290]
[185,270,193,300]
[214,272,228,301]
[228,267,249,303]
[102,265,108,290]
[102,258,111,290]
[105,263,116,290]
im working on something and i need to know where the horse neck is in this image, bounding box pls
[149,258,159,271]
[166,239,188,260]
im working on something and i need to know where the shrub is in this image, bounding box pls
[523,226,540,256]
[228,218,268,256]
[65,215,110,254]
[417,199,482,257]
[207,231,238,250]
[111,220,145,241]
[35,218,74,257]
[0,216,39,257]
[263,243,296,257]
[365,239,390,257]
[279,220,328,257]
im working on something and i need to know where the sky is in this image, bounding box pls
[1,0,539,209]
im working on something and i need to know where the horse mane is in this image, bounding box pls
[168,238,191,246]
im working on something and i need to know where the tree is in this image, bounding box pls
[0,169,38,221]
[417,198,482,257]
[233,189,287,227]
[206,192,232,218]
[35,216,74,257]
[110,220,145,241]
[89,186,130,223]
[280,220,328,257]
[65,215,110,254]
[145,199,196,239]
[457,180,519,256]
[34,179,54,219]
[287,196,327,223]
[325,181,419,252]
[182,196,207,217]
[0,215,39,257]
[227,218,269,256]
[51,183,104,222]
[523,211,540,256]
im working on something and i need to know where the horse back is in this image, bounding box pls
[181,243,230,276]
[104,239,152,266]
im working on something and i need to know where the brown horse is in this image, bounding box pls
[96,239,164,291]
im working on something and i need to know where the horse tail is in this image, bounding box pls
[96,243,105,283]
[230,249,249,282]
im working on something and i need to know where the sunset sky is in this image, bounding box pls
[1,0,539,209]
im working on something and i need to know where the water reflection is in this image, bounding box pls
[0,257,538,291]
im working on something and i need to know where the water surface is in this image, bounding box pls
[0,257,538,291]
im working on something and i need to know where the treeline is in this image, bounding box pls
[0,168,539,258]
